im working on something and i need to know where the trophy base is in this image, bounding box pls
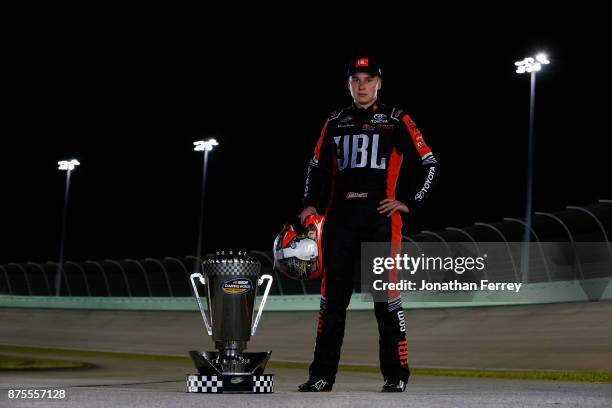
[186,374,274,393]
[187,350,274,394]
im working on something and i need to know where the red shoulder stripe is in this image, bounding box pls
[401,114,431,158]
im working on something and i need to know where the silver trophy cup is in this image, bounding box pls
[186,251,274,394]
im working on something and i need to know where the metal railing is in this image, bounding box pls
[0,255,312,297]
[1,203,610,297]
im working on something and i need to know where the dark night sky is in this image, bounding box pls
[2,16,609,264]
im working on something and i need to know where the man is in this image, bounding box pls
[298,57,439,392]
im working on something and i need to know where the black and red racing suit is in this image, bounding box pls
[303,99,439,383]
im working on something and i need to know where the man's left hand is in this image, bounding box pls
[377,199,409,217]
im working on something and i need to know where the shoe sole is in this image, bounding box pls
[298,388,332,392]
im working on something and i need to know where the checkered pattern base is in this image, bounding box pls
[253,375,274,393]
[186,374,223,393]
[186,374,274,393]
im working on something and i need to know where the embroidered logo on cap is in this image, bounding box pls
[356,58,369,67]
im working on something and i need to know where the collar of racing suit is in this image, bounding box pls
[351,98,382,114]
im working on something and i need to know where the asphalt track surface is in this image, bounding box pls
[2,367,612,408]
[1,301,612,407]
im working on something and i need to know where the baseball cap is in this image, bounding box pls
[347,57,382,78]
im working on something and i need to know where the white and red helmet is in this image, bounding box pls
[273,215,324,280]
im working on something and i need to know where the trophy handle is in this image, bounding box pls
[190,272,213,336]
[251,274,273,336]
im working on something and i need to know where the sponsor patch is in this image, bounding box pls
[397,310,406,332]
[371,113,388,124]
[346,192,369,199]
[398,339,409,366]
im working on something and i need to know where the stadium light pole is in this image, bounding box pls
[193,139,219,273]
[515,53,550,283]
[56,159,80,296]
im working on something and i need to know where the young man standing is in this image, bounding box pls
[298,57,439,392]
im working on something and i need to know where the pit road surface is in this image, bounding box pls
[1,301,612,407]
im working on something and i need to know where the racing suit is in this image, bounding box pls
[303,100,439,383]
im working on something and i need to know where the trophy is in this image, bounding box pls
[186,250,275,394]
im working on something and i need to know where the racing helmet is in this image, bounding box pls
[273,214,324,280]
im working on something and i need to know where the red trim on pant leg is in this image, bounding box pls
[321,151,336,299]
[317,308,325,335]
[314,216,326,280]
[321,266,327,298]
[386,148,403,301]
[391,212,403,244]
[388,212,403,300]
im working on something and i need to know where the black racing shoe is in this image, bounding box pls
[381,378,407,392]
[298,377,333,392]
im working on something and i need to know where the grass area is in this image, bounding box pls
[0,344,610,383]
[269,361,612,383]
[0,353,90,371]
[0,345,188,364]
[411,367,612,383]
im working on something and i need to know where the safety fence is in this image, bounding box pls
[2,244,611,298]
[0,254,321,297]
[2,201,610,298]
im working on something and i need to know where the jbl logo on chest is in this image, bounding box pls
[334,134,386,171]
